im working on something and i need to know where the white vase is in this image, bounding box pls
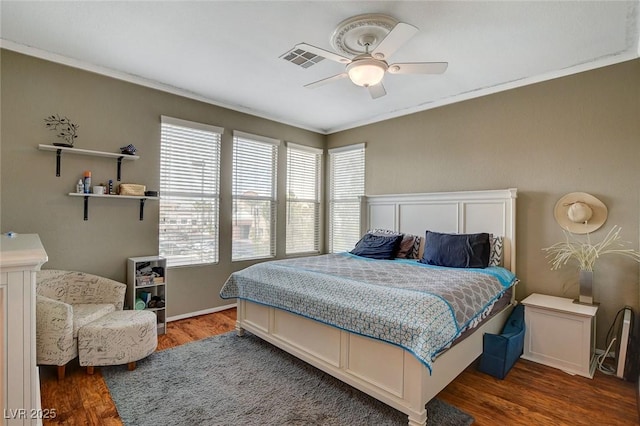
[578,270,594,305]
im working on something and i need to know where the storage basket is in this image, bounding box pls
[119,183,146,196]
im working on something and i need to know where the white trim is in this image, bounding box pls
[635,2,640,57]
[233,130,281,146]
[0,40,322,134]
[328,143,366,154]
[161,115,224,135]
[3,39,637,135]
[286,142,323,154]
[167,302,237,322]
[365,188,518,203]
[323,53,640,134]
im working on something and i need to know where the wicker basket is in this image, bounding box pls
[119,183,146,196]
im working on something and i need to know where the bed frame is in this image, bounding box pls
[236,188,517,425]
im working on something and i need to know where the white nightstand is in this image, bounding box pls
[521,293,598,378]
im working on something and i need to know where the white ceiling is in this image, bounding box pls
[1,1,638,134]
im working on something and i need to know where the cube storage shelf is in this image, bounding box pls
[127,256,167,335]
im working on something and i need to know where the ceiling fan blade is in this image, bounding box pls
[371,22,419,60]
[368,83,386,99]
[295,43,352,64]
[304,73,348,89]
[387,62,449,75]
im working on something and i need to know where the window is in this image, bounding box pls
[159,116,222,267]
[328,143,365,253]
[232,131,279,261]
[286,143,322,255]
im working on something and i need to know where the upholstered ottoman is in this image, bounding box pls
[78,310,158,373]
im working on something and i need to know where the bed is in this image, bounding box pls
[220,188,518,426]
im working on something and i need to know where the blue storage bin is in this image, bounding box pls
[478,303,525,379]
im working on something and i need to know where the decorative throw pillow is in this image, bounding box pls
[351,233,403,260]
[402,234,422,259]
[489,235,504,266]
[367,228,400,237]
[419,231,491,268]
[367,229,422,259]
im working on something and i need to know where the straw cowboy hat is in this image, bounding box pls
[553,192,608,234]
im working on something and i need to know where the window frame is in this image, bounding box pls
[231,130,280,262]
[328,143,366,254]
[159,115,223,267]
[285,142,322,256]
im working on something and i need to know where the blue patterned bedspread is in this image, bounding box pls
[220,253,517,372]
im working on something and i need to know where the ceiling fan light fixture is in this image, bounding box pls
[347,59,387,87]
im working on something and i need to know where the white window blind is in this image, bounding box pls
[159,116,222,267]
[328,143,365,253]
[232,131,279,261]
[286,143,322,255]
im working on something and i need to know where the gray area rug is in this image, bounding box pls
[103,332,474,425]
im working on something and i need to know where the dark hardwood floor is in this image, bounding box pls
[39,308,638,425]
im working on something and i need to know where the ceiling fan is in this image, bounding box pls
[290,14,448,99]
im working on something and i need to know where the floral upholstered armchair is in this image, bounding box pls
[35,270,126,379]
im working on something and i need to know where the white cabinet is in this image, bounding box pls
[126,256,166,335]
[0,234,48,425]
[521,293,598,378]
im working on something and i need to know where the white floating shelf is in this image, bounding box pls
[68,193,158,221]
[39,144,140,160]
[68,193,158,200]
[38,144,139,179]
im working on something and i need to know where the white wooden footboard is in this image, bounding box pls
[237,299,514,426]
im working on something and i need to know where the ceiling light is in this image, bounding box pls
[346,58,387,87]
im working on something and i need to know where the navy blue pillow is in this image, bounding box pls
[419,231,490,268]
[350,233,403,260]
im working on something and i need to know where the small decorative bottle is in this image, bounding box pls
[83,170,92,194]
[76,179,84,193]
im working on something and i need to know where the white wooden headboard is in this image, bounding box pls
[361,188,517,273]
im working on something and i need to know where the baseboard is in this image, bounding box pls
[167,302,237,322]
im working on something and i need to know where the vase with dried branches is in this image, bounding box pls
[543,225,640,304]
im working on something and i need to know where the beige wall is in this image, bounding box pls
[0,50,324,318]
[2,48,639,347]
[327,59,640,346]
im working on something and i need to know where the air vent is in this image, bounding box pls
[281,48,324,68]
